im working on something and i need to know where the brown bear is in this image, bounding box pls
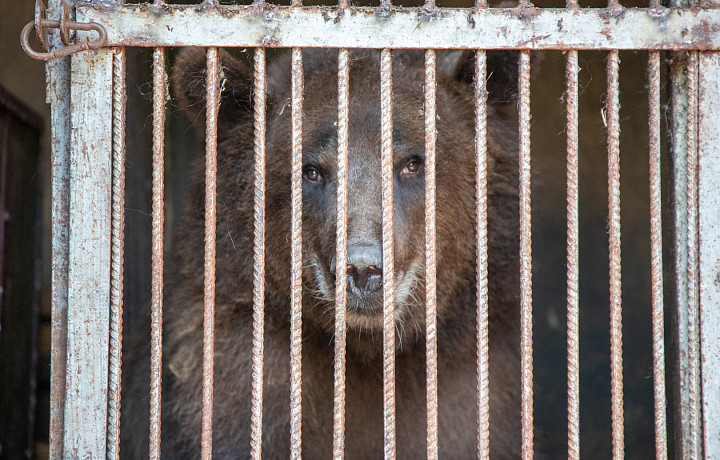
[121,47,521,458]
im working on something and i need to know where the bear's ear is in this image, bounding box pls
[173,48,255,128]
[439,50,521,105]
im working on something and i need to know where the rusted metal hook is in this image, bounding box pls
[20,0,107,61]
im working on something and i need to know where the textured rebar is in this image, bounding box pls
[381,48,396,460]
[648,50,668,460]
[475,50,490,460]
[421,0,437,15]
[107,47,126,460]
[149,46,166,460]
[518,50,534,460]
[250,47,266,460]
[201,47,219,460]
[333,47,349,460]
[424,48,438,460]
[606,49,625,460]
[290,47,304,460]
[565,49,580,460]
[685,50,701,460]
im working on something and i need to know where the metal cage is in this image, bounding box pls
[28,0,720,457]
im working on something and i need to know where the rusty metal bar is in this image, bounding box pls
[565,48,580,460]
[475,49,490,460]
[685,50,702,460]
[47,4,71,453]
[422,0,436,13]
[698,50,720,459]
[107,46,126,460]
[333,47,349,460]
[648,50,668,460]
[424,48,438,460]
[518,49,534,460]
[667,45,694,460]
[78,6,720,50]
[149,46,166,460]
[64,47,113,458]
[606,49,625,459]
[201,46,219,460]
[290,47,304,460]
[381,47,396,460]
[250,46,266,460]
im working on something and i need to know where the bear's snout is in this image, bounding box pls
[330,242,383,299]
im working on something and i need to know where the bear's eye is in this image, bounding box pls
[303,166,323,183]
[401,158,423,176]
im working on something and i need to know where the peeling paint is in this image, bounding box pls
[76,5,720,50]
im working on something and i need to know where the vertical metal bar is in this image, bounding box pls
[518,49,534,460]
[202,47,219,460]
[424,48,438,460]
[64,47,113,459]
[565,48,580,460]
[475,3,490,459]
[422,0,437,13]
[250,47,266,460]
[698,50,720,460]
[149,47,166,460]
[46,41,70,460]
[475,50,490,460]
[648,50,668,460]
[667,45,693,460]
[380,48,396,460]
[333,47,349,460]
[333,19,351,460]
[290,47,304,460]
[606,49,625,460]
[669,59,692,460]
[107,46,127,460]
[565,0,579,454]
[685,50,702,460]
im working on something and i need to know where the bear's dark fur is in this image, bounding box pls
[121,48,521,458]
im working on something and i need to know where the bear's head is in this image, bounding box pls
[173,48,519,350]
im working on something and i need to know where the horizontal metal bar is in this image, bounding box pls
[76,4,720,50]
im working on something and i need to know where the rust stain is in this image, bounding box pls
[600,27,614,41]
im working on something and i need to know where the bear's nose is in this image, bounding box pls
[347,243,383,294]
[330,243,383,295]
